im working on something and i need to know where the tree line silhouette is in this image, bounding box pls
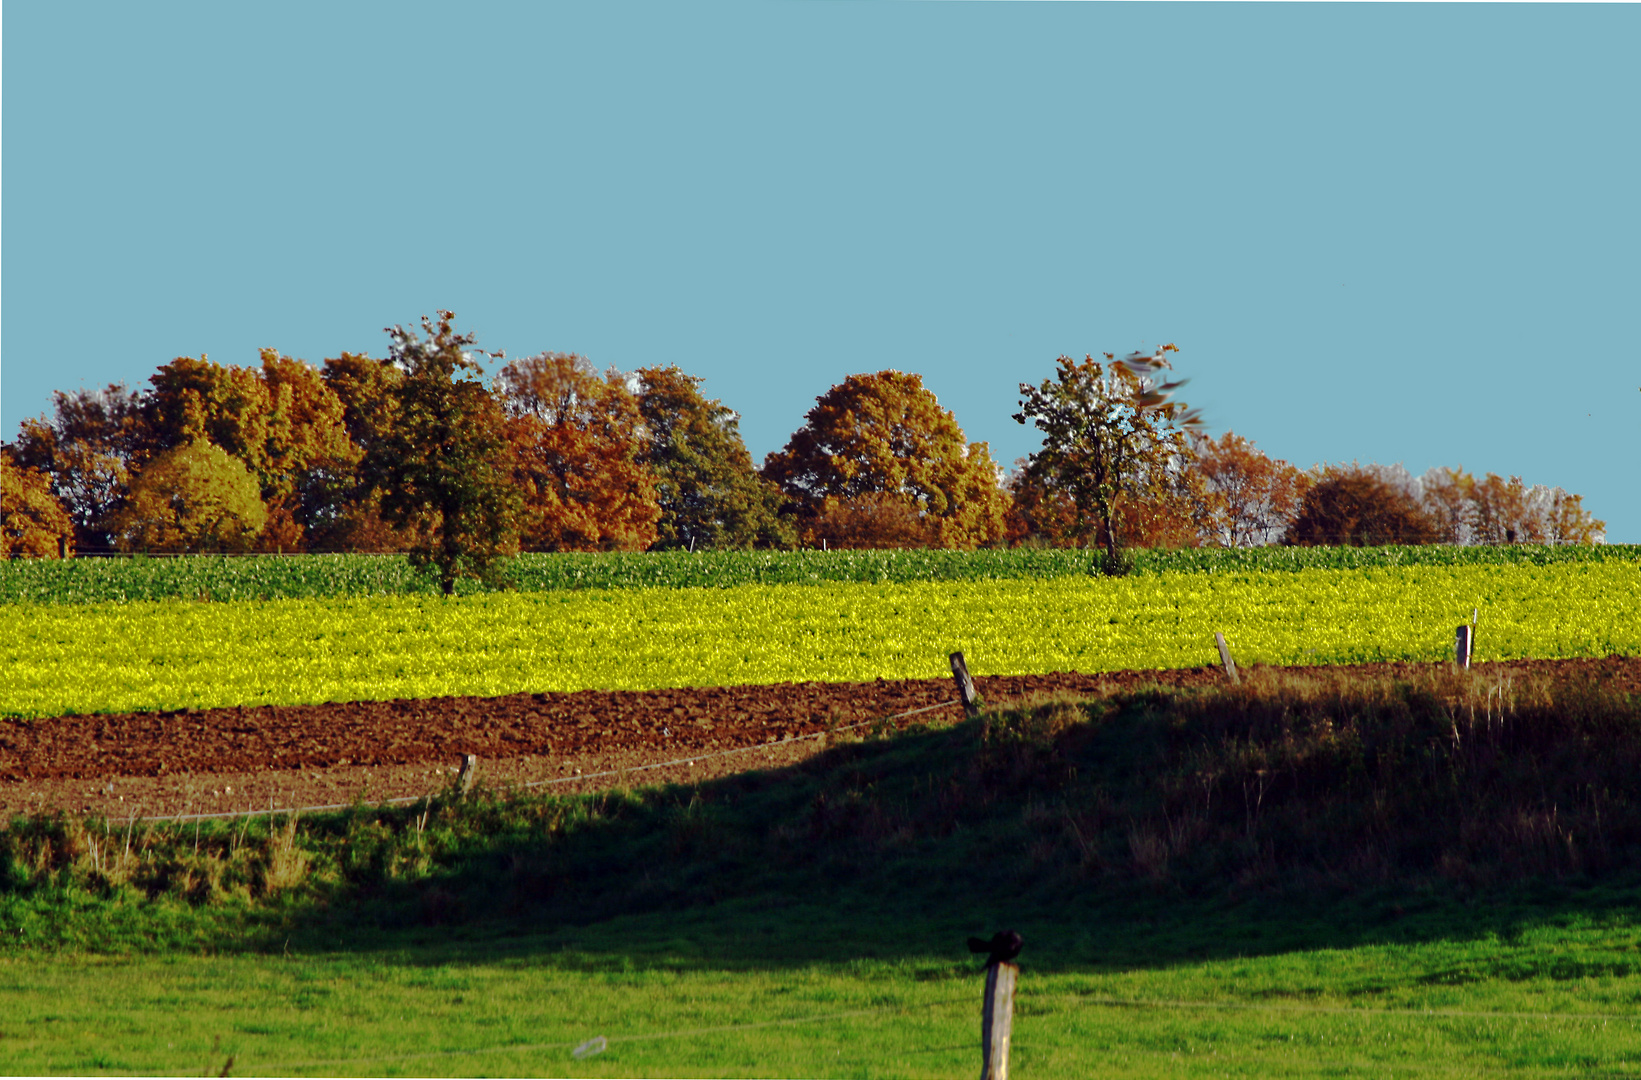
[1,313,1605,585]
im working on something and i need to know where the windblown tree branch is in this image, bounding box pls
[1014,346,1205,573]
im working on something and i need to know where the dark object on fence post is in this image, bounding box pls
[1215,632,1240,684]
[950,652,982,718]
[968,930,1021,1080]
[968,929,1023,966]
[1455,624,1472,670]
[457,754,477,798]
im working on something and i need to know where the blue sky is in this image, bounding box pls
[4,2,1637,540]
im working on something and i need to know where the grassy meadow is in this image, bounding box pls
[5,915,1639,1077]
[4,664,1641,1076]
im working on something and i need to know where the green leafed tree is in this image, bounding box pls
[366,311,521,595]
[314,352,421,553]
[635,365,794,550]
[1014,346,1205,574]
[111,440,269,553]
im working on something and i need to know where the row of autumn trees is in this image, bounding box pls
[2,314,1605,589]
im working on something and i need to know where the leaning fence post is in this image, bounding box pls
[1214,632,1240,684]
[979,960,1018,1080]
[949,652,982,718]
[1455,624,1472,670]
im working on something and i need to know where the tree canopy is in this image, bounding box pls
[1,450,74,558]
[498,353,660,553]
[367,312,521,594]
[635,365,792,551]
[311,352,415,553]
[1194,431,1310,548]
[1286,466,1441,547]
[111,440,269,553]
[1422,467,1605,546]
[11,384,146,551]
[1013,347,1204,572]
[761,370,1007,549]
[7,324,1612,558]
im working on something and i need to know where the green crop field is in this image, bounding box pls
[4,559,1638,718]
[2,543,1635,604]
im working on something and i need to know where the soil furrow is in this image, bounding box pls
[4,656,1636,819]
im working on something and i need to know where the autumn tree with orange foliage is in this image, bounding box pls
[1192,431,1310,547]
[255,350,360,549]
[1463,471,1604,545]
[497,353,660,552]
[1001,460,1076,548]
[761,371,1008,550]
[142,356,268,463]
[140,352,355,550]
[0,449,74,557]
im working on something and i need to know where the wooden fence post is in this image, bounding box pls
[949,652,981,718]
[1455,624,1472,670]
[58,535,70,560]
[980,960,1018,1080]
[1215,632,1240,685]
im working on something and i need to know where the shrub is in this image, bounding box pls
[1287,466,1440,546]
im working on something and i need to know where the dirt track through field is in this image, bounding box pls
[4,656,1638,819]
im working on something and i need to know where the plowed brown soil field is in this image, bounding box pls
[4,656,1637,820]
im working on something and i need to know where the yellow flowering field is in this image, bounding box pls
[4,561,1638,718]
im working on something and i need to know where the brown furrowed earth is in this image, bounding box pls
[4,656,1638,820]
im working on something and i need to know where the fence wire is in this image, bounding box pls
[241,985,1638,1075]
[129,697,961,824]
[254,995,974,1074]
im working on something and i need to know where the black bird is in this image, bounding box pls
[967,929,1023,966]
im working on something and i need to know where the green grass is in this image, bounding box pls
[7,560,1638,717]
[3,543,1636,604]
[4,665,1640,1075]
[3,916,1639,1077]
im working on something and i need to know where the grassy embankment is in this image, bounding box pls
[4,663,1640,1076]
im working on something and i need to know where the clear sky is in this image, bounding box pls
[4,2,1637,541]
